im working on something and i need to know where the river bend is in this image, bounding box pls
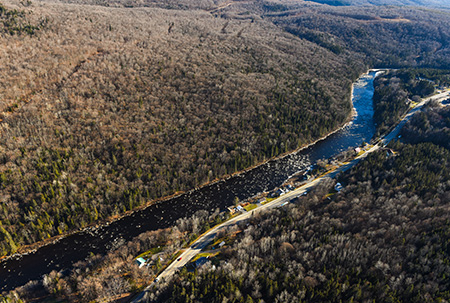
[0,70,378,291]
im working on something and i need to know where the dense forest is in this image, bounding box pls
[145,108,450,302]
[402,102,450,149]
[3,103,450,302]
[0,0,357,257]
[304,0,450,7]
[1,0,450,277]
[372,68,450,136]
[0,1,42,35]
[270,4,450,69]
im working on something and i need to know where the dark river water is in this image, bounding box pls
[0,70,379,292]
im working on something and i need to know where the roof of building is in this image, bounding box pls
[136,257,146,268]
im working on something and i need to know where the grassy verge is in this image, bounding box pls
[135,246,164,259]
[244,204,257,211]
[191,251,220,262]
[261,197,275,205]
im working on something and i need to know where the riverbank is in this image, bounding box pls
[140,84,450,302]
[0,76,363,263]
[1,70,380,292]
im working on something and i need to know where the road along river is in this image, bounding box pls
[0,70,380,292]
[134,85,450,303]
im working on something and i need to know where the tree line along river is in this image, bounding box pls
[0,70,379,292]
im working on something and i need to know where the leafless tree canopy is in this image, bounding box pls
[1,0,450,276]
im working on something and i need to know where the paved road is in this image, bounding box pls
[131,180,320,302]
[381,91,450,145]
[131,89,450,302]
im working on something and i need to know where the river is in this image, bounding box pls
[0,70,379,292]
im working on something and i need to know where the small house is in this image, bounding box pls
[135,257,146,268]
[227,206,236,214]
[275,188,285,196]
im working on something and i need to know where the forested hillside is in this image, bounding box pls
[0,0,357,257]
[271,4,450,68]
[304,0,450,7]
[1,0,450,260]
[145,108,450,303]
[5,105,450,302]
[402,102,450,149]
[373,68,450,136]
